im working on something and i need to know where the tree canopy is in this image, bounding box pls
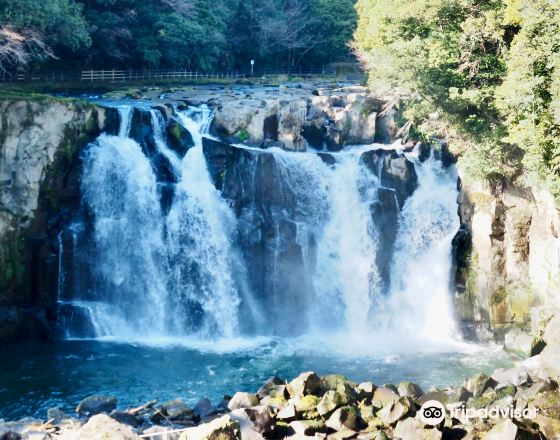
[354,0,560,194]
[0,0,357,71]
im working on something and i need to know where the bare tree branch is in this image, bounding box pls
[0,26,55,72]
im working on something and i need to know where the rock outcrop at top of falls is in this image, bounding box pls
[209,86,395,152]
[131,83,399,152]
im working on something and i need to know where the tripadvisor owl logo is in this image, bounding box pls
[419,400,446,425]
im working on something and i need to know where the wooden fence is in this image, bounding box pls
[80,69,247,82]
[0,65,360,83]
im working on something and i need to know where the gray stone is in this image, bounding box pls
[317,391,346,417]
[78,414,140,440]
[256,376,286,399]
[393,418,442,440]
[227,392,259,411]
[178,415,241,440]
[277,402,297,420]
[325,406,360,431]
[371,387,399,408]
[46,408,65,424]
[355,382,375,401]
[397,382,424,399]
[483,418,517,440]
[463,374,496,398]
[491,366,530,387]
[288,372,323,398]
[377,397,413,426]
[194,398,216,419]
[110,411,143,427]
[289,420,326,436]
[166,399,193,420]
[229,409,266,440]
[76,395,117,416]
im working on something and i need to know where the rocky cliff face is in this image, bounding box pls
[0,98,112,340]
[453,176,560,338]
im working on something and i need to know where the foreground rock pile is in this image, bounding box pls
[2,317,560,440]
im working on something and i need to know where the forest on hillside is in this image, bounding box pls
[354,0,560,196]
[0,0,356,72]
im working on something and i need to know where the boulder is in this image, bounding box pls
[483,418,517,440]
[318,391,347,417]
[463,374,496,398]
[151,399,194,423]
[256,376,287,399]
[46,408,65,424]
[166,117,194,157]
[491,366,531,387]
[325,406,360,431]
[371,387,399,409]
[227,392,259,411]
[194,398,216,419]
[419,387,472,406]
[178,415,241,440]
[397,382,424,399]
[377,397,414,426]
[539,315,560,381]
[294,395,320,419]
[110,411,143,428]
[277,402,297,421]
[495,385,517,400]
[393,418,442,440]
[76,395,117,416]
[356,382,375,401]
[229,409,266,440]
[322,375,350,391]
[289,420,327,436]
[244,407,275,435]
[288,372,323,398]
[78,414,140,440]
[535,414,560,439]
[164,399,193,420]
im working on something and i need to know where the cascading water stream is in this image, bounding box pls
[164,107,245,338]
[117,106,133,138]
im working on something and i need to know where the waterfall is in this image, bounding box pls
[310,154,381,332]
[62,106,250,340]
[164,107,245,338]
[382,152,460,342]
[60,103,462,351]
[80,133,169,337]
[117,106,133,138]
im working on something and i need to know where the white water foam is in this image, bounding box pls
[66,104,474,356]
